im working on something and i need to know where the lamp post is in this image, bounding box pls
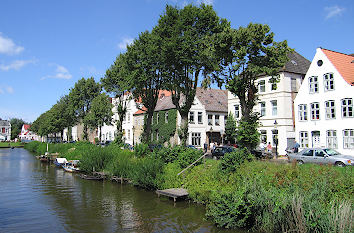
[273,120,278,158]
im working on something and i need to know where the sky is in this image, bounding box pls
[0,0,353,123]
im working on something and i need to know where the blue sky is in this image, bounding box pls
[1,0,353,122]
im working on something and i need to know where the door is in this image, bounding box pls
[312,131,320,148]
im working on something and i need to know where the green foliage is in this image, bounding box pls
[10,118,26,140]
[105,148,134,178]
[158,162,184,190]
[224,113,237,144]
[236,114,260,150]
[134,143,150,158]
[219,148,253,173]
[151,109,177,144]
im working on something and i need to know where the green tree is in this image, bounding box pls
[221,23,291,150]
[10,118,26,140]
[69,77,101,140]
[50,95,75,141]
[153,4,229,146]
[224,113,237,145]
[84,93,113,142]
[101,54,131,144]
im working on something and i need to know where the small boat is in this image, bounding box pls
[80,174,103,181]
[54,158,68,167]
[39,155,49,162]
[62,160,80,173]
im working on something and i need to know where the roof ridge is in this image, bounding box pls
[320,48,351,57]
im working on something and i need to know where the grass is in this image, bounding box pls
[0,142,24,148]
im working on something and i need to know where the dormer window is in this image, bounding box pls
[324,73,334,91]
[309,76,319,93]
[258,80,265,93]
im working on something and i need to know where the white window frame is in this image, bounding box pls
[234,104,240,119]
[310,102,320,120]
[260,130,267,143]
[260,102,266,117]
[298,104,307,121]
[299,131,309,148]
[189,111,195,124]
[215,115,220,126]
[325,100,336,119]
[326,130,337,149]
[309,76,319,93]
[208,114,213,125]
[271,100,277,116]
[258,80,266,93]
[324,73,334,91]
[191,132,201,146]
[343,129,354,149]
[341,98,353,118]
[198,112,202,124]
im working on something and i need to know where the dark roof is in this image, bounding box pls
[196,88,228,113]
[0,120,10,127]
[282,51,311,75]
[154,95,176,111]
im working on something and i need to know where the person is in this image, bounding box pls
[266,142,272,153]
[293,141,300,153]
[210,141,214,153]
[259,141,265,150]
[204,142,208,153]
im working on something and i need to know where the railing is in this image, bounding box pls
[177,153,206,176]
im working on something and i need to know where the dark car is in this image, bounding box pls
[211,146,235,159]
[148,144,163,152]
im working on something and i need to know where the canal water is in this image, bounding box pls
[0,148,240,233]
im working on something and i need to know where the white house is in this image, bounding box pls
[0,119,11,141]
[18,124,41,141]
[228,51,310,155]
[294,48,354,155]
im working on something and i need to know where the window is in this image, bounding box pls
[259,80,265,93]
[326,130,337,148]
[323,73,334,91]
[1,128,4,133]
[272,130,278,146]
[260,130,267,143]
[260,102,266,117]
[271,100,277,116]
[308,76,319,93]
[165,112,168,123]
[271,83,277,91]
[299,131,309,147]
[310,102,320,120]
[208,115,213,125]
[127,113,131,123]
[189,111,195,124]
[127,130,130,140]
[156,113,159,124]
[191,132,201,146]
[156,131,159,141]
[298,104,307,121]
[234,104,240,119]
[343,129,354,149]
[341,98,353,118]
[325,100,336,119]
[198,112,202,124]
[215,115,220,126]
[303,149,313,156]
[315,149,325,157]
[109,132,112,140]
[291,77,297,92]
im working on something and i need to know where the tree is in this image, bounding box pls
[101,54,132,144]
[153,4,230,146]
[69,77,101,140]
[50,95,75,141]
[224,113,237,145]
[10,118,26,140]
[124,31,167,143]
[221,23,291,150]
[84,93,113,142]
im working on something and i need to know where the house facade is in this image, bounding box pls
[18,124,41,141]
[0,119,11,141]
[228,51,310,155]
[294,48,354,155]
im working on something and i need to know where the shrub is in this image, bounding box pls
[106,149,134,178]
[219,148,253,173]
[158,162,184,190]
[134,143,150,158]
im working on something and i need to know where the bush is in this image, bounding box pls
[158,162,184,190]
[106,149,134,178]
[219,148,253,173]
[134,143,150,158]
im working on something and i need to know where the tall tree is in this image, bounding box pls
[84,93,113,142]
[101,54,132,144]
[50,95,75,141]
[10,118,26,140]
[154,4,229,145]
[69,77,101,140]
[224,113,237,145]
[124,31,167,143]
[221,23,291,150]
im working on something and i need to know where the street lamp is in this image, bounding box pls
[273,120,278,158]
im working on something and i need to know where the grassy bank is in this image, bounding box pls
[0,142,24,148]
[25,142,353,232]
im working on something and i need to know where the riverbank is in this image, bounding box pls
[0,142,24,148]
[25,142,353,232]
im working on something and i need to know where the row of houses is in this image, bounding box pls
[53,48,354,156]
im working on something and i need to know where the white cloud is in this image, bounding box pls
[42,64,72,80]
[0,85,14,94]
[325,6,345,19]
[0,33,24,55]
[0,59,36,71]
[198,0,214,5]
[118,37,134,50]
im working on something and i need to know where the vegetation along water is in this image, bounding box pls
[22,142,354,232]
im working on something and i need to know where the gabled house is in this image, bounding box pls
[18,124,40,141]
[0,119,11,141]
[228,51,311,155]
[294,48,354,155]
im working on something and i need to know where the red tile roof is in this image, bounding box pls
[23,124,31,130]
[322,48,354,86]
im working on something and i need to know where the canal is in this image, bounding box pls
[0,148,240,233]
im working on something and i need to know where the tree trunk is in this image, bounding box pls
[179,112,189,146]
[143,111,153,143]
[83,123,88,141]
[99,126,102,142]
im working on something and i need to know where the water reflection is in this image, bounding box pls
[0,148,241,233]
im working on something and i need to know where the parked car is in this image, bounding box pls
[148,144,162,152]
[211,146,235,159]
[187,145,197,150]
[288,148,353,167]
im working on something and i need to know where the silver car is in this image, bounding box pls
[288,148,353,167]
